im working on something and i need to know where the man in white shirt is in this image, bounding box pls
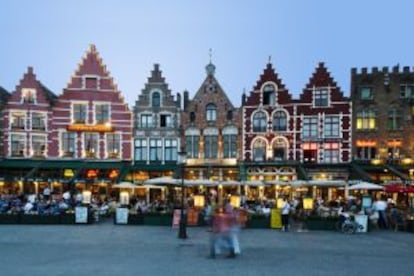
[372,197,388,229]
[281,197,291,231]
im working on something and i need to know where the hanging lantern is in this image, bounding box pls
[120,191,129,205]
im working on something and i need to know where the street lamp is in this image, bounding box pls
[177,150,187,239]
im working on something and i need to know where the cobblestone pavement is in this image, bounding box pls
[0,221,413,276]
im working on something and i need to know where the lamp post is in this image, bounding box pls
[177,150,187,239]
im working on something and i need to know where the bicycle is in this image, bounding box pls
[335,214,363,234]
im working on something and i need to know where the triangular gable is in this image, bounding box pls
[67,44,117,91]
[253,63,287,91]
[299,62,346,101]
[7,67,56,106]
[191,73,235,109]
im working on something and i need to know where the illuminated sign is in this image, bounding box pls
[387,140,402,147]
[356,140,377,147]
[67,124,113,132]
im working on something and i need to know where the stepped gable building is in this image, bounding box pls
[241,62,351,201]
[0,67,56,193]
[296,62,351,181]
[351,66,414,184]
[0,86,10,158]
[181,60,241,184]
[131,64,181,183]
[241,61,298,188]
[49,45,132,189]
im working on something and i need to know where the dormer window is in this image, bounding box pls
[206,103,217,122]
[85,77,98,89]
[11,112,26,130]
[314,88,329,107]
[21,88,36,104]
[263,84,276,105]
[152,92,161,108]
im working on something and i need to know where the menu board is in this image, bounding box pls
[172,209,181,228]
[115,208,129,224]
[270,208,282,229]
[75,207,88,224]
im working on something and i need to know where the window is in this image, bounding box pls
[185,135,199,158]
[11,112,25,129]
[21,88,36,104]
[160,114,172,128]
[302,117,318,139]
[190,112,196,122]
[204,135,218,158]
[62,132,76,157]
[360,87,373,100]
[356,110,376,130]
[134,138,147,161]
[32,135,46,157]
[149,138,162,161]
[31,112,46,130]
[152,92,161,108]
[11,134,25,157]
[85,77,98,89]
[273,111,287,131]
[273,138,286,161]
[314,88,329,107]
[206,104,217,122]
[223,134,237,158]
[303,143,318,163]
[84,133,99,158]
[95,104,109,124]
[73,104,87,124]
[164,139,177,161]
[400,85,414,98]
[253,111,267,132]
[324,116,339,137]
[356,146,376,160]
[323,143,339,163]
[106,134,120,158]
[253,139,266,161]
[388,109,402,130]
[140,114,153,128]
[263,84,275,105]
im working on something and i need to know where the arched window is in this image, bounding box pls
[273,137,287,161]
[263,84,276,105]
[206,103,217,122]
[253,139,266,161]
[253,111,267,132]
[273,111,287,131]
[152,92,160,108]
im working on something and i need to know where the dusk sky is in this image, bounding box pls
[1,0,413,107]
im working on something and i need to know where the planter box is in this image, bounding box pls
[407,220,414,233]
[60,213,76,224]
[128,215,144,225]
[247,215,270,228]
[0,214,20,224]
[20,214,61,224]
[306,217,337,231]
[143,213,173,226]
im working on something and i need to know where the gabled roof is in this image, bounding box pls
[0,86,10,104]
[66,44,117,91]
[190,62,234,109]
[298,62,347,102]
[8,67,57,106]
[253,62,287,91]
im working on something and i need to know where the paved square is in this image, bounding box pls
[0,222,413,276]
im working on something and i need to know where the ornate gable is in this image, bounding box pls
[299,62,346,102]
[8,67,56,106]
[245,62,292,106]
[67,44,117,91]
[135,64,179,108]
[190,62,235,109]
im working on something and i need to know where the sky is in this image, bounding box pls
[1,0,413,108]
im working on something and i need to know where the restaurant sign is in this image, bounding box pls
[67,124,113,132]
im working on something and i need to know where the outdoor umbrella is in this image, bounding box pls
[143,176,179,185]
[112,182,138,189]
[347,182,384,190]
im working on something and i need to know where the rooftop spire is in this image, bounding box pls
[205,48,216,76]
